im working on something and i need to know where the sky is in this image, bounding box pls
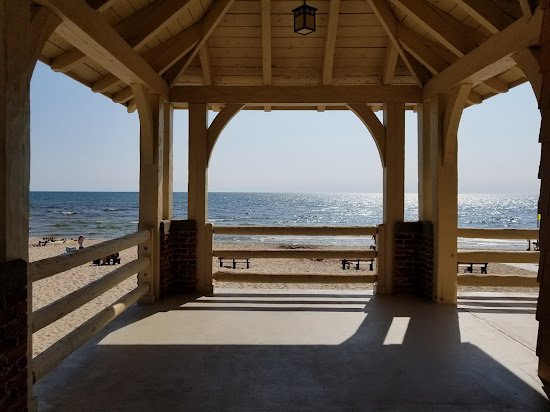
[30,62,542,193]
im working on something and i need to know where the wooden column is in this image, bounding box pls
[132,84,164,303]
[162,103,174,220]
[377,102,405,294]
[536,1,550,388]
[417,102,432,220]
[0,2,60,409]
[188,103,213,293]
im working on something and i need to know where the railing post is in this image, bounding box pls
[374,224,386,293]
[205,223,214,289]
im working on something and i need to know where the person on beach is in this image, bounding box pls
[78,236,85,249]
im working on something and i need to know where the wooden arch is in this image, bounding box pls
[346,104,386,167]
[206,104,245,166]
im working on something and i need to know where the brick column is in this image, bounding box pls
[0,260,28,411]
[537,1,550,387]
[159,220,198,297]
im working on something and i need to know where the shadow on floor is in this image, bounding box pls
[34,291,549,411]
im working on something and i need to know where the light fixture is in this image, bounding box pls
[292,1,317,35]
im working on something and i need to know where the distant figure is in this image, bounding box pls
[78,236,85,249]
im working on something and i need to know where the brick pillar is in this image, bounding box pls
[537,1,550,387]
[393,222,434,298]
[0,260,28,411]
[158,219,198,297]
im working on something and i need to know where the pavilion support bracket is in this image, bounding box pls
[346,103,386,167]
[206,104,244,166]
[442,83,471,165]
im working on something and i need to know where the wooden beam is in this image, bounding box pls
[398,25,447,74]
[424,7,543,99]
[322,0,340,85]
[91,73,119,93]
[198,45,213,86]
[380,42,398,85]
[51,0,119,72]
[54,0,193,74]
[346,104,386,166]
[37,0,169,99]
[261,0,272,85]
[30,6,62,64]
[164,0,236,86]
[454,0,515,34]
[206,104,244,165]
[367,0,431,86]
[443,83,471,165]
[390,0,476,57]
[113,87,133,104]
[170,85,423,104]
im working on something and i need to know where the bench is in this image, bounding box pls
[219,257,250,269]
[458,262,488,274]
[342,259,374,271]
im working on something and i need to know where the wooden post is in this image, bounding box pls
[0,2,60,409]
[417,102,432,220]
[132,84,164,303]
[430,94,457,304]
[188,103,213,293]
[536,2,550,389]
[376,103,405,294]
[162,103,174,220]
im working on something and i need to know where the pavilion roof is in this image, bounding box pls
[37,0,540,111]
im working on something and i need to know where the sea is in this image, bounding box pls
[29,192,539,250]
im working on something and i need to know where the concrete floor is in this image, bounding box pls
[35,289,549,411]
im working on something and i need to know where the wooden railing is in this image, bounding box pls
[31,230,151,383]
[457,228,539,264]
[211,226,378,282]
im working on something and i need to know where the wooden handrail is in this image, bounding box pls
[30,230,151,282]
[457,228,539,239]
[32,257,149,332]
[457,250,539,263]
[32,283,150,383]
[212,226,378,236]
[213,249,377,260]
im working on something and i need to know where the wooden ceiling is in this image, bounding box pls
[36,0,541,111]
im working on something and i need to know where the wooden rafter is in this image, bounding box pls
[51,0,193,74]
[518,0,535,18]
[85,0,119,13]
[37,0,169,99]
[164,0,237,87]
[423,7,543,99]
[390,0,477,57]
[367,0,430,87]
[92,24,201,94]
[199,46,213,86]
[380,43,399,85]
[454,0,515,34]
[322,0,340,85]
[170,85,423,104]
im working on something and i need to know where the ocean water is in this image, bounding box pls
[30,192,539,250]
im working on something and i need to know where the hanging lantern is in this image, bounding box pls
[292,1,317,35]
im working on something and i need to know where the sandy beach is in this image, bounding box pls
[30,238,539,357]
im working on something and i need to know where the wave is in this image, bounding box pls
[61,211,80,215]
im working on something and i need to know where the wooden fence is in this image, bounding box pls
[31,230,151,383]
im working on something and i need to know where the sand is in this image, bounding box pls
[30,238,539,357]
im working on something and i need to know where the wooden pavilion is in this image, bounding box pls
[1,0,550,409]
